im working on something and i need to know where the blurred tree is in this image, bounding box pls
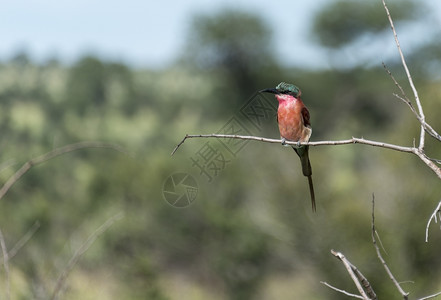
[10,50,31,67]
[65,56,107,115]
[183,9,281,116]
[0,1,439,298]
[312,0,421,49]
[64,56,138,117]
[106,62,137,115]
[185,9,274,73]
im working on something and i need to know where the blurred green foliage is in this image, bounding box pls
[0,1,440,299]
[313,0,421,48]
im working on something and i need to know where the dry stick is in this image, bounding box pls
[382,2,441,234]
[418,291,441,300]
[383,63,441,143]
[320,281,364,299]
[172,134,441,180]
[7,221,41,261]
[413,151,441,180]
[350,261,377,300]
[425,200,441,242]
[371,195,409,299]
[51,212,124,300]
[382,0,426,150]
[370,196,441,300]
[171,134,414,156]
[330,250,372,300]
[326,197,441,300]
[0,228,10,300]
[0,141,127,202]
[382,62,412,105]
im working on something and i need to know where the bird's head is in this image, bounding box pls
[261,82,301,97]
[260,82,302,103]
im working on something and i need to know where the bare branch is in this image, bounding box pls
[383,63,441,143]
[351,264,377,300]
[426,200,441,242]
[417,291,441,300]
[371,195,409,299]
[51,212,124,300]
[171,134,414,156]
[321,281,365,299]
[413,150,441,180]
[325,197,441,299]
[7,221,40,261]
[0,141,127,202]
[392,94,441,142]
[330,249,373,299]
[0,228,10,300]
[382,0,426,150]
[172,134,441,180]
[383,62,412,106]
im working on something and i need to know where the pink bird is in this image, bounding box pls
[262,82,316,211]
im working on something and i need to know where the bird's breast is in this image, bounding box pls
[277,101,310,142]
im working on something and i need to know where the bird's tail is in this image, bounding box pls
[293,146,316,212]
[307,174,316,212]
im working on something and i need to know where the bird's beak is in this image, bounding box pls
[260,88,279,94]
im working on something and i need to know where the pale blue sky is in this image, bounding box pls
[0,0,439,69]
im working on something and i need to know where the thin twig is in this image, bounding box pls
[417,291,441,300]
[0,141,127,202]
[330,250,372,299]
[382,0,426,150]
[383,62,412,105]
[375,231,388,256]
[371,195,409,299]
[321,281,364,299]
[393,94,441,142]
[0,228,10,300]
[426,200,441,242]
[6,221,41,261]
[383,63,441,143]
[51,212,124,300]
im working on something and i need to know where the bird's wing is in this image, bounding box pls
[301,106,311,128]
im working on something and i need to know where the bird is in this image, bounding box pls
[261,82,316,212]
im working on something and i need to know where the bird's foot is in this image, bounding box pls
[291,140,302,149]
[281,137,286,145]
